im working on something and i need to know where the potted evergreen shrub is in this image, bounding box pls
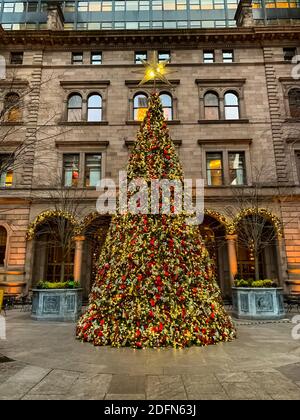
[232,278,285,320]
[31,279,82,322]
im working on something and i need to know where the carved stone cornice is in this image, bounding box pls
[1,27,300,49]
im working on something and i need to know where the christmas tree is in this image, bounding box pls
[76,93,236,348]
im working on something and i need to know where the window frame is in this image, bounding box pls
[67,93,83,122]
[133,92,149,121]
[87,93,103,122]
[283,47,297,62]
[158,50,171,63]
[228,151,247,186]
[206,151,224,186]
[84,153,102,188]
[224,91,240,120]
[91,51,102,65]
[135,51,148,64]
[288,87,300,119]
[159,92,173,121]
[0,154,14,188]
[204,91,220,120]
[203,50,215,64]
[62,153,80,188]
[71,52,83,65]
[222,49,234,63]
[10,52,23,65]
[0,225,8,267]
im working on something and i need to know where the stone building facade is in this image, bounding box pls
[0,1,300,299]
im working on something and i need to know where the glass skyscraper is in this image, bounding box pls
[0,0,299,30]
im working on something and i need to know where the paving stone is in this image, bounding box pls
[182,376,227,399]
[105,394,146,400]
[146,376,187,400]
[27,369,79,396]
[276,363,300,383]
[221,382,272,400]
[68,373,112,399]
[108,375,145,395]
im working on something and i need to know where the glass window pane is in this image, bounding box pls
[88,94,102,108]
[85,154,102,187]
[63,154,79,187]
[160,94,172,107]
[225,92,238,106]
[206,153,223,186]
[88,108,102,122]
[229,152,246,185]
[68,94,82,108]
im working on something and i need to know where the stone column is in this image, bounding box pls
[226,234,238,286]
[73,236,85,285]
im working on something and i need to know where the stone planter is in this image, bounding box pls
[31,288,83,322]
[232,287,285,320]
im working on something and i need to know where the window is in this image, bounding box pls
[10,52,23,65]
[159,93,173,120]
[204,92,219,120]
[133,93,148,121]
[224,92,239,120]
[4,93,21,122]
[115,1,125,11]
[91,52,102,65]
[0,227,7,266]
[64,1,76,12]
[78,1,88,11]
[135,51,147,64]
[87,94,102,122]
[0,155,13,187]
[296,151,300,182]
[223,50,234,63]
[283,47,296,62]
[72,52,83,65]
[3,2,25,12]
[288,88,300,118]
[158,51,171,62]
[229,152,246,185]
[63,154,80,187]
[67,94,82,122]
[206,152,223,186]
[27,2,38,12]
[203,50,214,64]
[85,154,102,187]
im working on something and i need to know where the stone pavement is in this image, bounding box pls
[0,310,300,400]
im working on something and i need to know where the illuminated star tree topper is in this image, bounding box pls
[135,51,173,88]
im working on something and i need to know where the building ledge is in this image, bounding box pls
[0,121,24,126]
[58,121,109,126]
[198,138,252,145]
[126,120,181,125]
[198,119,249,124]
[125,139,182,147]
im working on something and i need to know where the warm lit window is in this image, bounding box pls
[159,93,173,120]
[67,94,82,122]
[164,0,176,10]
[72,52,83,64]
[63,154,80,187]
[85,154,102,187]
[135,51,147,64]
[283,47,296,62]
[224,92,239,119]
[10,52,23,65]
[89,1,102,11]
[223,50,234,63]
[91,52,102,65]
[0,155,13,187]
[206,152,223,186]
[203,50,214,63]
[229,152,246,185]
[204,92,220,120]
[201,0,213,9]
[4,93,21,122]
[0,226,7,266]
[288,88,300,118]
[64,1,76,12]
[87,94,102,122]
[133,93,148,121]
[158,50,171,62]
[102,1,112,11]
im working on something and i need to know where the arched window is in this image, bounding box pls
[67,94,82,122]
[0,226,7,266]
[288,88,300,118]
[87,94,102,122]
[159,93,173,120]
[224,91,239,120]
[4,92,21,122]
[204,91,219,120]
[133,93,148,121]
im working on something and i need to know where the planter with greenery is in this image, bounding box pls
[31,280,82,322]
[232,279,285,320]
